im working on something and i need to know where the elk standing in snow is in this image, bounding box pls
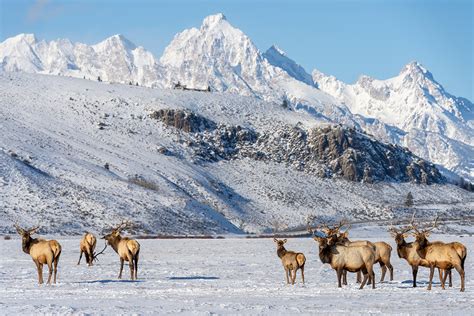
[411,216,467,292]
[14,224,62,284]
[334,225,394,282]
[273,238,306,285]
[102,221,140,280]
[388,221,450,287]
[313,232,376,289]
[78,232,97,266]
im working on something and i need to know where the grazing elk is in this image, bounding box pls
[102,221,140,280]
[311,228,376,289]
[411,216,467,292]
[14,224,62,285]
[273,238,306,285]
[78,232,97,266]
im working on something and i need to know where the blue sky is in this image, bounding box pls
[1,0,472,99]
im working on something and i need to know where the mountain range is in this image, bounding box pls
[1,13,473,182]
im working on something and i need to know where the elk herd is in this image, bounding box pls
[13,215,467,292]
[274,213,467,292]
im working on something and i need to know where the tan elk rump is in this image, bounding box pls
[14,224,62,284]
[78,232,97,266]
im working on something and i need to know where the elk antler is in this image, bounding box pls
[14,224,24,235]
[92,241,108,262]
[113,220,131,233]
[425,214,440,232]
[28,225,40,234]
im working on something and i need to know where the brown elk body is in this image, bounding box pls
[273,238,306,285]
[411,217,467,292]
[15,225,61,284]
[389,225,451,287]
[78,232,97,266]
[314,236,376,289]
[335,232,394,282]
[103,221,140,280]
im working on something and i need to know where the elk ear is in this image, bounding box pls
[283,239,287,243]
[425,232,430,237]
[273,238,278,243]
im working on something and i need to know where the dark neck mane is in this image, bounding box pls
[319,245,332,264]
[108,235,122,253]
[277,246,287,258]
[22,236,39,254]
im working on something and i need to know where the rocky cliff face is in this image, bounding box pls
[150,109,445,184]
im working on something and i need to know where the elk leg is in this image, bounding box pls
[128,258,134,281]
[438,268,445,290]
[387,262,394,281]
[448,269,452,287]
[46,260,53,285]
[284,267,289,284]
[412,265,418,287]
[427,265,435,291]
[454,264,465,292]
[53,253,60,284]
[360,268,368,290]
[118,258,124,279]
[380,262,386,282]
[300,265,305,284]
[337,268,343,288]
[134,253,139,280]
[342,270,347,285]
[77,250,83,265]
[291,269,296,285]
[34,260,43,284]
[356,270,361,283]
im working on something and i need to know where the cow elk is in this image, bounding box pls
[14,224,62,285]
[102,221,140,280]
[78,232,97,266]
[411,216,467,292]
[273,238,306,285]
[311,227,376,289]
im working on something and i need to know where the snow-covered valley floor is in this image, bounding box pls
[1,232,472,315]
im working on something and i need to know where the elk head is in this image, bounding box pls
[411,214,439,247]
[273,238,287,248]
[14,224,40,253]
[102,220,131,244]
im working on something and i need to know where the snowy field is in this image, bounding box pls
[1,231,472,315]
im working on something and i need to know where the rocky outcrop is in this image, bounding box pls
[149,109,216,133]
[150,109,445,184]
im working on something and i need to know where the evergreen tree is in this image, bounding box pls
[404,192,414,207]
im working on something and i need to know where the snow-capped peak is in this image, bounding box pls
[6,33,37,45]
[201,13,227,29]
[264,45,314,86]
[94,34,137,51]
[268,44,286,56]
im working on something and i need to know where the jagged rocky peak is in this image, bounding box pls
[149,109,217,133]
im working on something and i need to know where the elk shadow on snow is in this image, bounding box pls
[168,276,219,280]
[75,279,144,284]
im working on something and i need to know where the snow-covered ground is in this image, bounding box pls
[1,229,472,315]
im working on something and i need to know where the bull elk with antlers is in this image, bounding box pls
[14,224,62,284]
[314,220,393,283]
[411,215,467,292]
[388,214,451,288]
[102,221,140,280]
[78,232,97,266]
[273,238,306,285]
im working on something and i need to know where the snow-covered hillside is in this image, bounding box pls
[0,72,472,234]
[1,14,472,181]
